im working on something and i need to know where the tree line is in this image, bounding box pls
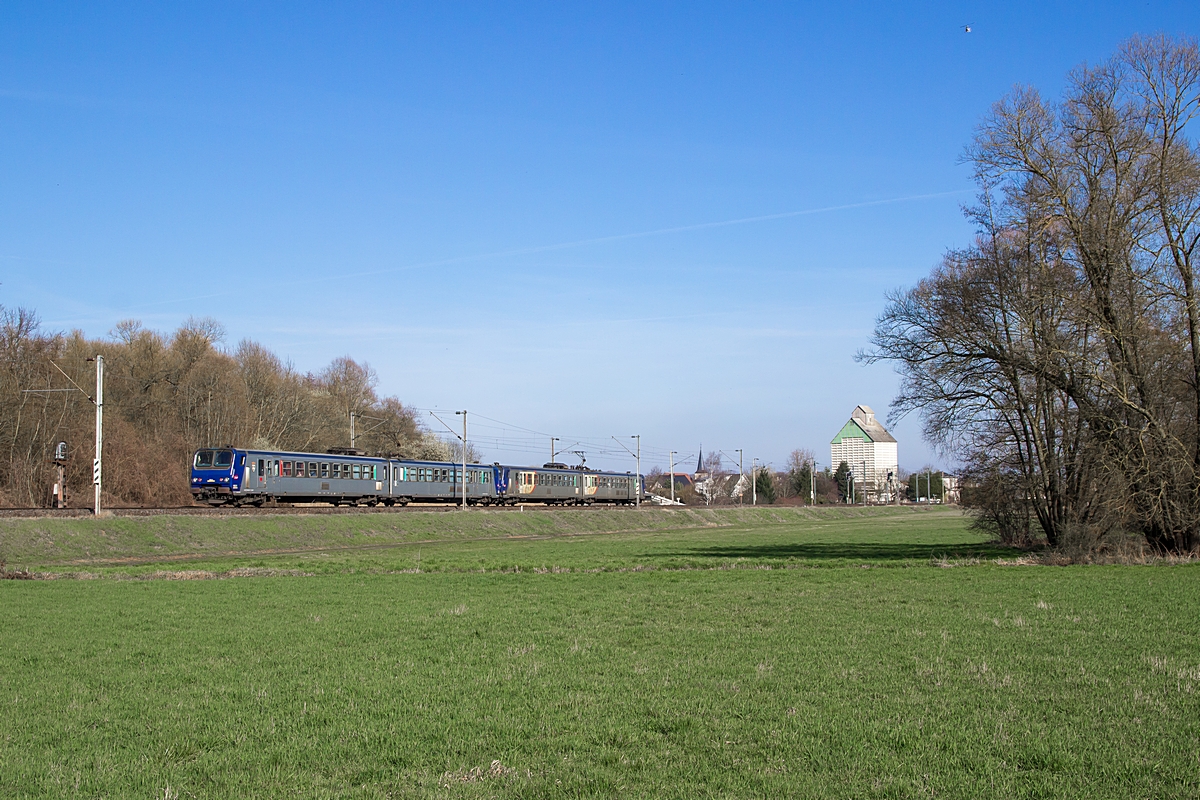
[0,308,455,507]
[863,34,1200,553]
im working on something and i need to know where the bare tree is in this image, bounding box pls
[864,34,1200,552]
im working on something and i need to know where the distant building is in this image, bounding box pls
[942,474,960,505]
[830,405,899,503]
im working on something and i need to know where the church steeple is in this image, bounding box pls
[696,445,703,474]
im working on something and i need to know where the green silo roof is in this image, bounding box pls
[831,419,869,444]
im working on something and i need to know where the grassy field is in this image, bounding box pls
[2,507,1198,798]
[1,506,997,577]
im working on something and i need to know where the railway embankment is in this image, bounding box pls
[0,504,955,570]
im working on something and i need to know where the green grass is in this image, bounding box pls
[2,506,995,577]
[2,508,1198,798]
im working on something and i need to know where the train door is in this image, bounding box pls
[493,466,509,496]
[264,457,281,496]
[251,456,266,493]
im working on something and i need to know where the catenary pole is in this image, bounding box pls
[669,450,676,505]
[93,355,103,516]
[736,449,744,505]
[752,458,757,505]
[457,410,467,510]
[633,435,640,508]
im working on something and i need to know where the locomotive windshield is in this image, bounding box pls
[194,449,234,469]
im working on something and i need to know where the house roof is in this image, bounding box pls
[831,404,898,444]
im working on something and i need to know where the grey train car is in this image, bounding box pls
[206,449,394,506]
[192,447,644,507]
[493,463,642,505]
[390,460,498,505]
[193,448,497,507]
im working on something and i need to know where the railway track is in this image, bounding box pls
[0,503,649,519]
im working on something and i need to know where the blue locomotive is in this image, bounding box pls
[190,447,645,507]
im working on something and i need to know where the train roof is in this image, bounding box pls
[194,447,639,475]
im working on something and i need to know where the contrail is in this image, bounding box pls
[49,188,968,318]
[330,188,968,282]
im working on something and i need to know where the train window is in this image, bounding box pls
[239,455,246,466]
[214,451,233,468]
[320,462,329,478]
[295,462,305,478]
[342,463,351,478]
[381,466,388,481]
[308,462,318,476]
[194,450,213,468]
[352,464,361,480]
[257,459,264,475]
[331,463,340,479]
[282,461,293,477]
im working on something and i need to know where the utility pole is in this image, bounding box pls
[551,437,560,464]
[735,449,744,505]
[669,450,676,505]
[610,435,641,508]
[350,411,356,450]
[751,457,757,505]
[633,438,643,506]
[633,435,640,508]
[810,458,816,506]
[91,355,103,516]
[455,410,467,510]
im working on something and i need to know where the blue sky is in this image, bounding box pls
[2,2,1197,474]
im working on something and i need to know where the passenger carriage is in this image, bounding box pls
[389,460,498,505]
[192,448,392,506]
[495,463,642,505]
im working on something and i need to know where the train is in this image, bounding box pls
[190,447,645,507]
